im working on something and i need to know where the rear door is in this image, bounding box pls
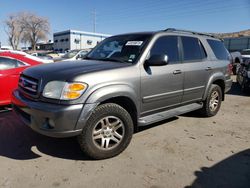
[180,36,210,103]
[140,35,184,115]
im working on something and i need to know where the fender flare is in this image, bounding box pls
[202,73,226,101]
[85,84,138,105]
[75,84,139,130]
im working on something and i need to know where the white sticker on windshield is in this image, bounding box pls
[126,41,143,46]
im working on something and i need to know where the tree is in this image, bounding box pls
[20,12,50,50]
[4,12,50,50]
[4,13,24,50]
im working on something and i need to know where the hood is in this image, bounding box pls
[23,60,130,82]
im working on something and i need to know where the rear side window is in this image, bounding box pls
[0,57,18,70]
[150,36,179,63]
[0,57,24,70]
[207,39,229,60]
[182,36,207,61]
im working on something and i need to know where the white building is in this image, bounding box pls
[53,30,111,52]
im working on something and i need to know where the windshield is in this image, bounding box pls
[86,34,152,63]
[63,50,80,58]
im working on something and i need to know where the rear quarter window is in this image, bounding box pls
[207,39,229,60]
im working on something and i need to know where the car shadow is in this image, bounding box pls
[0,111,178,161]
[185,149,250,188]
[0,111,90,160]
[227,81,250,97]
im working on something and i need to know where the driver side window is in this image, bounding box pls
[150,36,179,64]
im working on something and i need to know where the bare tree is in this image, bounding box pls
[20,12,50,50]
[4,13,24,50]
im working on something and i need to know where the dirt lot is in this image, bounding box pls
[0,77,250,188]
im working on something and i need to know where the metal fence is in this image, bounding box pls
[224,36,250,52]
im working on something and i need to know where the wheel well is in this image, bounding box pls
[99,96,138,132]
[213,79,225,101]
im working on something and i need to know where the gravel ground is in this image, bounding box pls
[0,76,250,188]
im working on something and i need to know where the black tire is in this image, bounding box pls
[241,79,248,93]
[199,84,222,117]
[241,82,246,92]
[78,103,134,159]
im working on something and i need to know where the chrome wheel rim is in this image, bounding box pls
[209,91,219,112]
[92,116,125,150]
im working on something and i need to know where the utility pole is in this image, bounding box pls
[92,9,97,33]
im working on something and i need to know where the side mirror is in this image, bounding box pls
[145,54,169,66]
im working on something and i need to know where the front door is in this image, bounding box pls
[140,35,184,116]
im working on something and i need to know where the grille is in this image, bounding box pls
[18,75,39,96]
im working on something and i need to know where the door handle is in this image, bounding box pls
[205,67,212,71]
[173,70,182,75]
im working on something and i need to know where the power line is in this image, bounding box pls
[101,4,249,33]
[98,2,249,25]
[99,0,231,18]
[91,9,97,33]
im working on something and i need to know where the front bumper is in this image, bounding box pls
[12,89,84,138]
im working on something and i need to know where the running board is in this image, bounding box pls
[138,103,203,126]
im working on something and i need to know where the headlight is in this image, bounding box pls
[43,81,87,100]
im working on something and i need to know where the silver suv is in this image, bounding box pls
[12,28,232,159]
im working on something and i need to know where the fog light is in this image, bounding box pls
[48,119,55,128]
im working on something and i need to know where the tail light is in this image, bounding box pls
[227,63,232,75]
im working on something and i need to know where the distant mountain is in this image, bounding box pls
[212,29,250,38]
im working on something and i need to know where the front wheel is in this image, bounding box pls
[199,84,222,117]
[78,103,134,159]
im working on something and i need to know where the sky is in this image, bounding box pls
[0,0,250,46]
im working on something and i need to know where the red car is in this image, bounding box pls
[0,51,42,106]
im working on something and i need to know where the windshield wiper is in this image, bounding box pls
[96,58,129,64]
[83,57,131,64]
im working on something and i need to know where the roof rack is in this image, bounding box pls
[164,28,216,38]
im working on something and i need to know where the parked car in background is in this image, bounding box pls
[237,57,250,92]
[230,51,242,75]
[0,51,42,106]
[46,52,65,59]
[241,49,250,58]
[30,52,54,63]
[242,57,250,64]
[54,49,90,62]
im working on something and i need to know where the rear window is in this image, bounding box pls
[182,36,207,61]
[207,39,229,60]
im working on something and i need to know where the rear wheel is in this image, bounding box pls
[199,84,222,117]
[78,103,134,159]
[240,79,249,93]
